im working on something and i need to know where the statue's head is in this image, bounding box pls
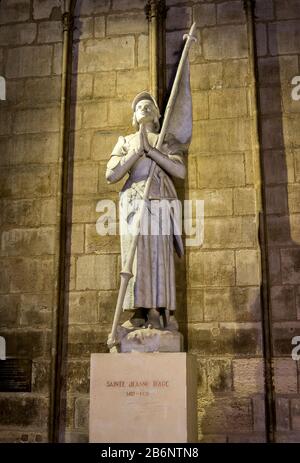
[132,91,161,132]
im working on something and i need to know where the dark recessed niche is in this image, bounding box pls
[0,358,32,392]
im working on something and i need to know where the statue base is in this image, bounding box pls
[89,353,198,443]
[117,325,183,352]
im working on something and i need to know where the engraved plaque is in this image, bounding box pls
[0,358,32,392]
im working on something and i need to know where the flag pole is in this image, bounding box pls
[107,22,197,351]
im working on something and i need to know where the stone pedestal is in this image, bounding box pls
[89,353,198,443]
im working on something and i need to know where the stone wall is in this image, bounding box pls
[0,0,63,442]
[0,0,300,443]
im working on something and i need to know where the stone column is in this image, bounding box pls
[145,0,167,109]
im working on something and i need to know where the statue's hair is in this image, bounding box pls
[132,103,160,133]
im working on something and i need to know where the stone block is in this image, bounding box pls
[75,397,89,429]
[255,0,274,20]
[209,88,248,118]
[91,131,119,161]
[258,56,299,85]
[203,217,257,249]
[189,250,235,287]
[259,86,282,115]
[108,99,132,127]
[3,328,51,357]
[255,23,267,57]
[23,77,61,104]
[94,72,116,98]
[204,286,261,322]
[116,69,149,98]
[0,0,30,24]
[66,360,90,394]
[276,398,290,431]
[263,150,294,185]
[1,227,55,256]
[77,37,135,73]
[273,322,300,356]
[13,108,60,134]
[233,358,265,393]
[0,165,57,198]
[19,293,52,327]
[166,6,192,31]
[70,130,92,161]
[111,0,145,10]
[271,285,296,321]
[197,154,245,188]
[193,4,216,28]
[94,16,105,38]
[252,396,266,432]
[288,184,300,213]
[8,257,54,292]
[261,117,284,150]
[236,249,261,286]
[0,23,36,46]
[71,198,101,224]
[0,294,19,327]
[192,120,250,154]
[186,289,204,323]
[67,224,84,254]
[189,322,262,356]
[72,162,98,194]
[223,59,250,87]
[76,254,117,290]
[68,325,110,356]
[281,247,300,284]
[198,396,252,433]
[207,358,232,392]
[98,290,119,325]
[38,21,62,43]
[233,187,256,215]
[137,34,148,67]
[0,110,12,136]
[52,43,62,75]
[291,399,300,431]
[82,102,108,129]
[72,74,94,102]
[274,0,300,20]
[274,358,298,393]
[85,224,119,254]
[192,92,209,120]
[33,0,61,19]
[268,248,282,286]
[68,291,98,324]
[190,62,222,91]
[217,1,245,24]
[107,12,147,35]
[32,360,51,393]
[203,25,248,60]
[0,396,48,428]
[74,17,94,41]
[75,0,110,16]
[269,21,300,55]
[6,45,53,78]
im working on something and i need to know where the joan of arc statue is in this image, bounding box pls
[106,91,188,331]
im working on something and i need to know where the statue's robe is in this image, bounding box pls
[108,131,186,311]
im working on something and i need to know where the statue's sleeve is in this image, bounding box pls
[106,136,140,184]
[152,135,187,179]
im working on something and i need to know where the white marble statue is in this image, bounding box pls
[106,92,188,332]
